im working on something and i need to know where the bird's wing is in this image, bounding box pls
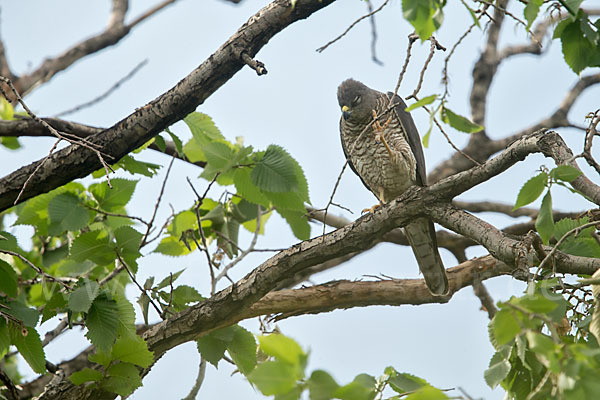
[339,118,372,192]
[386,92,427,186]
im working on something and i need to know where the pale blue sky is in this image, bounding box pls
[1,0,598,399]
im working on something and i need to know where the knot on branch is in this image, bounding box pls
[241,52,268,76]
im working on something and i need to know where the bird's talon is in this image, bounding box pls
[361,204,382,214]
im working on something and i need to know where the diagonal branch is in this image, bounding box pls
[0,0,336,214]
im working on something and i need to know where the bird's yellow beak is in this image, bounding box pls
[341,105,351,120]
[341,105,350,113]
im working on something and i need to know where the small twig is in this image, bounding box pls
[316,0,390,53]
[214,207,262,283]
[365,0,383,65]
[86,205,149,227]
[126,0,178,28]
[240,52,267,76]
[141,157,175,247]
[391,33,419,100]
[54,60,148,118]
[475,0,542,48]
[472,280,497,319]
[42,319,69,347]
[0,368,19,400]
[181,358,207,400]
[116,253,164,319]
[442,21,479,100]
[407,36,445,101]
[525,369,551,400]
[0,249,71,289]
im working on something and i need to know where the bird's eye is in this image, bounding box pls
[352,95,361,105]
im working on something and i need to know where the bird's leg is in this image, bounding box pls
[371,110,394,158]
[361,188,385,214]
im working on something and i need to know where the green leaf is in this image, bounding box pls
[484,351,511,388]
[402,0,443,40]
[10,325,46,374]
[197,332,229,367]
[536,191,554,244]
[116,155,161,177]
[0,96,14,120]
[277,209,310,240]
[461,0,480,28]
[248,360,298,396]
[68,280,100,313]
[203,141,234,169]
[440,106,483,133]
[560,19,596,74]
[517,294,558,314]
[69,368,104,385]
[491,309,521,346]
[405,95,437,112]
[252,145,298,193]
[154,134,166,152]
[47,193,91,235]
[182,137,206,162]
[168,285,204,306]
[184,112,225,145]
[137,293,151,325]
[308,370,339,400]
[102,362,142,397]
[115,296,136,336]
[154,236,193,257]
[70,230,115,265]
[0,259,18,297]
[165,128,184,157]
[334,374,376,400]
[526,331,556,357]
[0,320,10,358]
[156,269,186,290]
[111,335,154,368]
[114,226,143,264]
[234,168,270,206]
[90,178,138,211]
[562,0,583,16]
[513,172,548,210]
[388,372,427,393]
[88,349,112,367]
[404,386,449,400]
[524,0,543,29]
[85,295,120,352]
[168,210,198,237]
[227,325,257,375]
[550,165,582,182]
[258,334,305,367]
[5,301,39,327]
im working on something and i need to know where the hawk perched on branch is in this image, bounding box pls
[337,79,448,295]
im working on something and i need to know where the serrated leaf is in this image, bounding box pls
[402,0,442,40]
[69,368,104,385]
[405,95,437,112]
[102,362,142,397]
[258,334,305,367]
[5,301,39,327]
[90,178,137,211]
[182,137,206,162]
[0,259,18,297]
[248,360,298,396]
[47,193,91,235]
[234,168,270,206]
[308,370,339,400]
[513,172,547,209]
[277,209,310,240]
[115,296,136,336]
[197,332,229,367]
[70,230,115,265]
[517,294,558,314]
[484,351,511,388]
[86,295,120,352]
[154,134,166,151]
[550,165,582,182]
[203,141,234,169]
[184,112,225,145]
[252,145,298,193]
[536,191,554,244]
[227,325,257,375]
[334,374,376,400]
[440,106,483,133]
[491,309,521,346]
[69,280,100,313]
[114,226,142,261]
[169,285,204,305]
[389,372,428,393]
[111,335,154,368]
[10,325,46,374]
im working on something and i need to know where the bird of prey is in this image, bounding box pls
[337,78,448,296]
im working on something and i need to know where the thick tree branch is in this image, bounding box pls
[0,0,336,214]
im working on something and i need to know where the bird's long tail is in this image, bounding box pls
[404,218,449,296]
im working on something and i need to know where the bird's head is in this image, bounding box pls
[337,79,377,123]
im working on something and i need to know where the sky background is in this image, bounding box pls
[1,0,599,399]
